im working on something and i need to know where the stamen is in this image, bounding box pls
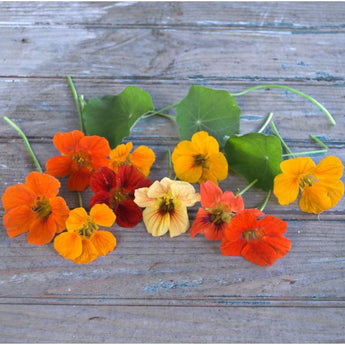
[33,197,52,219]
[193,154,208,168]
[242,228,264,241]
[300,174,318,189]
[159,196,175,214]
[78,217,99,238]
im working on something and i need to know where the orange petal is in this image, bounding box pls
[109,142,133,163]
[314,156,344,180]
[241,241,277,266]
[54,232,83,260]
[273,173,300,205]
[79,135,110,169]
[200,180,223,208]
[91,231,116,256]
[168,203,189,237]
[53,130,84,154]
[25,172,60,198]
[66,207,88,232]
[49,196,70,233]
[203,152,228,183]
[45,156,73,177]
[2,184,36,212]
[221,236,246,257]
[263,235,291,259]
[143,205,170,236]
[90,203,116,227]
[3,205,36,238]
[173,154,203,183]
[73,238,99,264]
[27,217,57,245]
[130,145,156,177]
[67,169,91,191]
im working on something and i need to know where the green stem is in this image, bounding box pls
[281,135,328,157]
[231,84,336,126]
[260,190,272,211]
[237,179,258,196]
[67,75,85,133]
[167,148,172,179]
[141,102,180,120]
[258,112,274,133]
[77,192,83,208]
[3,116,43,173]
[310,134,328,150]
[270,121,295,158]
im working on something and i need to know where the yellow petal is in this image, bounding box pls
[66,207,88,232]
[192,131,220,156]
[130,145,156,177]
[90,203,116,227]
[314,156,344,180]
[170,180,200,207]
[73,238,99,264]
[280,157,315,177]
[202,152,228,183]
[143,205,170,236]
[134,187,153,207]
[168,203,189,237]
[109,142,133,172]
[91,231,116,256]
[173,154,203,183]
[54,232,83,260]
[146,178,172,199]
[273,173,300,205]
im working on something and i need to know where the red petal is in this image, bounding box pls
[258,215,288,236]
[115,200,143,228]
[116,165,152,193]
[67,169,91,191]
[241,241,277,266]
[90,167,116,193]
[90,191,111,209]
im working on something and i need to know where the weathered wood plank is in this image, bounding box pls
[1,2,345,30]
[0,78,344,140]
[1,27,344,79]
[0,304,344,343]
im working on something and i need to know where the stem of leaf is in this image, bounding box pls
[142,102,180,120]
[167,148,172,179]
[3,116,43,173]
[260,190,272,211]
[237,179,258,196]
[281,135,329,157]
[77,192,83,208]
[67,75,85,133]
[231,84,336,126]
[258,112,274,133]
[270,121,295,158]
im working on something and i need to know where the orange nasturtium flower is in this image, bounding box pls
[54,204,116,264]
[171,131,228,184]
[134,177,200,237]
[220,209,291,267]
[45,130,111,191]
[2,172,69,245]
[108,142,155,177]
[273,156,344,214]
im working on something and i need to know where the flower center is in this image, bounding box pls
[78,216,99,238]
[110,189,128,206]
[242,228,264,242]
[33,197,52,219]
[299,174,318,190]
[193,154,208,168]
[71,151,92,170]
[159,196,175,215]
[209,208,232,225]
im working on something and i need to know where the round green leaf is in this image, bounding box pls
[176,85,240,147]
[82,86,154,148]
[225,133,282,191]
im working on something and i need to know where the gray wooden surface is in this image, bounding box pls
[0,2,344,343]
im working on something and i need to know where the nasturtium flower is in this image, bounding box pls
[190,180,262,241]
[108,142,155,178]
[90,165,152,228]
[273,156,344,214]
[134,177,200,237]
[171,131,228,184]
[54,203,116,264]
[2,172,69,245]
[220,209,291,267]
[45,130,111,191]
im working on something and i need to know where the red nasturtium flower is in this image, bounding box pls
[2,172,69,245]
[45,130,111,191]
[220,209,291,266]
[90,165,152,228]
[54,203,116,264]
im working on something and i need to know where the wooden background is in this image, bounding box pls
[0,2,344,342]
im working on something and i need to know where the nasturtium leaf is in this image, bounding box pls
[82,86,154,148]
[224,133,282,191]
[176,85,240,147]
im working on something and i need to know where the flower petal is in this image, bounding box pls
[202,152,228,183]
[130,145,156,177]
[241,241,278,266]
[90,167,116,193]
[273,173,300,205]
[263,235,291,259]
[222,191,244,213]
[109,142,133,172]
[168,203,189,237]
[280,156,315,177]
[170,180,200,207]
[133,187,153,208]
[67,168,91,191]
[79,135,110,169]
[54,232,83,260]
[258,215,288,236]
[91,231,116,256]
[73,238,99,264]
[143,205,170,237]
[90,191,112,209]
[2,184,36,212]
[3,205,36,238]
[200,180,222,208]
[27,217,57,245]
[192,131,220,156]
[53,130,84,154]
[115,200,143,228]
[116,164,151,192]
[66,207,88,232]
[45,156,73,178]
[49,196,70,233]
[90,203,116,228]
[25,172,60,198]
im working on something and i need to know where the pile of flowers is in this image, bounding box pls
[2,77,344,266]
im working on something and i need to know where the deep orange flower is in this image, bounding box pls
[171,131,228,184]
[274,156,344,214]
[54,204,116,264]
[108,142,155,177]
[2,172,69,245]
[220,209,291,266]
[45,130,111,191]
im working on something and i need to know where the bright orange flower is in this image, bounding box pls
[273,156,344,214]
[171,131,228,184]
[108,142,155,177]
[2,172,69,245]
[54,203,116,264]
[220,209,291,266]
[45,130,111,191]
[134,177,200,237]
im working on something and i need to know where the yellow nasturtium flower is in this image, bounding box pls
[273,156,344,214]
[171,131,228,184]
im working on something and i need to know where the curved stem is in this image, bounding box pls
[237,179,258,196]
[258,112,274,133]
[142,102,180,120]
[232,84,336,126]
[281,134,328,157]
[77,192,83,208]
[270,121,295,158]
[260,190,272,211]
[67,75,85,133]
[3,116,43,173]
